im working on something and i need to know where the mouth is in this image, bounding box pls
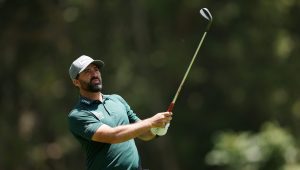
[91,78,100,84]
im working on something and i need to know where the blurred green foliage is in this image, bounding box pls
[0,0,299,170]
[206,122,300,170]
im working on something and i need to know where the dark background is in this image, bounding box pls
[1,0,300,170]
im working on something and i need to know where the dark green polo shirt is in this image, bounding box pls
[68,94,141,170]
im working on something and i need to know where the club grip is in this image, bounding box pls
[167,102,175,112]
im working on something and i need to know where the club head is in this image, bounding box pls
[200,8,213,21]
[199,8,213,31]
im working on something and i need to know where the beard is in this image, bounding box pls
[79,76,103,92]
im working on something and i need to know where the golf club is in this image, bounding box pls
[152,8,213,135]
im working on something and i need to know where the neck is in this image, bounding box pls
[80,90,103,102]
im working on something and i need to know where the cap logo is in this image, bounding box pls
[79,58,90,66]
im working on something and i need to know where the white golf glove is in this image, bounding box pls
[151,123,170,136]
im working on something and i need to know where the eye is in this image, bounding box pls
[94,67,100,71]
[83,68,91,73]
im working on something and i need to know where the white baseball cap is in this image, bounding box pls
[69,55,104,80]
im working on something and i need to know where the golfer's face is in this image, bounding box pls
[78,64,102,92]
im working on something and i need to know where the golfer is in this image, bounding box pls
[68,55,172,170]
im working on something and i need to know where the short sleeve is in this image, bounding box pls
[68,110,103,140]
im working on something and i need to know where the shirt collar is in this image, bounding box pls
[79,95,109,105]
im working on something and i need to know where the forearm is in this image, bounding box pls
[130,119,155,141]
[92,118,153,144]
[138,130,156,141]
[92,111,172,143]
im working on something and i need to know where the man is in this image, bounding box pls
[68,55,172,170]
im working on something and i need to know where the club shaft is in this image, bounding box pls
[167,31,208,112]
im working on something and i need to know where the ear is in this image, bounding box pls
[72,79,80,88]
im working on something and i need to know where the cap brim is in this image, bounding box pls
[92,60,105,69]
[78,60,105,75]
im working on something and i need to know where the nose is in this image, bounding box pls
[90,72,99,79]
[91,68,100,77]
